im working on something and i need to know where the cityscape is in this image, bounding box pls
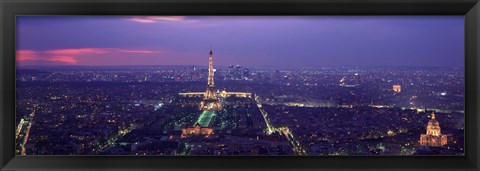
[15,16,464,156]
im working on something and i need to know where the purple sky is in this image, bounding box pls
[16,16,464,67]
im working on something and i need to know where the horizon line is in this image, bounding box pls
[16,64,465,69]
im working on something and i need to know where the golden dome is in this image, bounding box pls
[426,111,441,136]
[428,118,440,126]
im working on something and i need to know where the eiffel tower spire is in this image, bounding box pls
[208,48,214,86]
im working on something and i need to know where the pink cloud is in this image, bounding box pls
[45,48,109,55]
[127,16,186,23]
[17,48,162,66]
[17,50,39,61]
[49,56,78,64]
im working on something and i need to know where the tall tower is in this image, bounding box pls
[200,48,222,111]
[208,48,214,86]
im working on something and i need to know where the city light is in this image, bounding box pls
[15,16,464,156]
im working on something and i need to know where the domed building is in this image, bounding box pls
[419,111,448,147]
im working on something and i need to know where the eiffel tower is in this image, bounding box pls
[199,48,222,111]
[178,48,252,128]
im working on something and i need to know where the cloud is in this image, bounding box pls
[49,56,77,64]
[45,48,109,55]
[127,16,187,23]
[17,48,162,66]
[17,50,39,61]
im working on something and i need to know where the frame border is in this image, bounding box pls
[1,0,479,170]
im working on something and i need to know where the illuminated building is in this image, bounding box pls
[419,111,448,147]
[225,64,250,80]
[181,124,214,138]
[393,85,401,93]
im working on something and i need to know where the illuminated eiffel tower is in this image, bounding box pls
[199,48,222,111]
[178,48,252,130]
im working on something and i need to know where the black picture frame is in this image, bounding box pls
[1,0,479,170]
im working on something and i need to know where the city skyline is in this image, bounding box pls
[16,56,465,156]
[15,16,465,156]
[17,16,464,67]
